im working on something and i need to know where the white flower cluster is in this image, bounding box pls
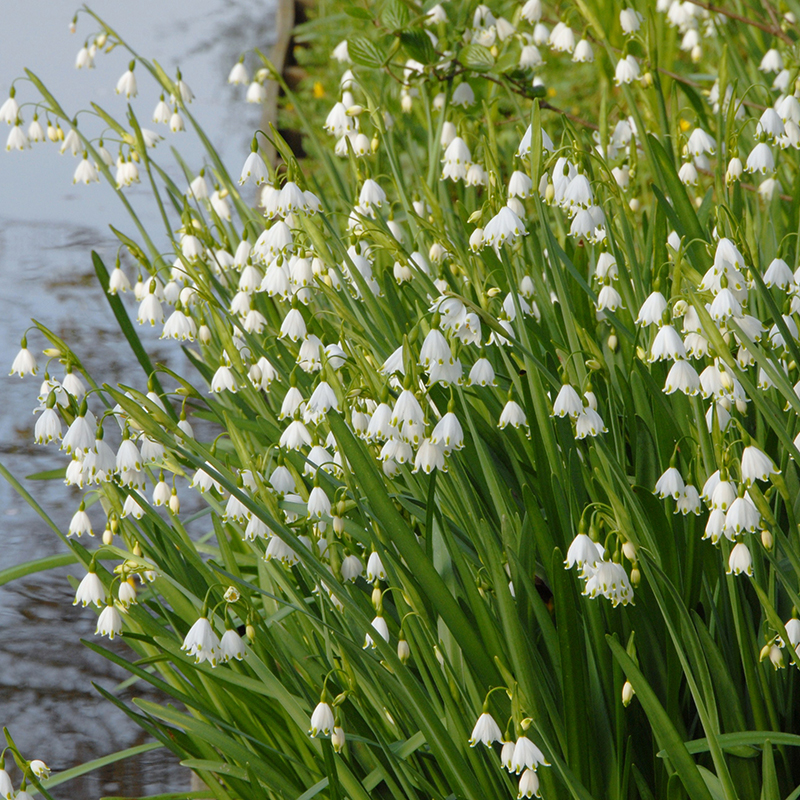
[469,707,550,800]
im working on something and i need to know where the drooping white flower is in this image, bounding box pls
[10,344,37,377]
[483,207,526,248]
[552,384,582,419]
[498,398,528,430]
[727,542,753,576]
[511,736,549,774]
[758,108,784,142]
[620,8,643,33]
[746,142,775,174]
[664,360,700,396]
[655,466,684,500]
[572,39,594,63]
[118,581,137,609]
[760,48,783,73]
[34,407,62,444]
[575,407,606,439]
[678,162,698,186]
[413,438,446,474]
[340,553,363,582]
[280,419,312,451]
[518,769,541,799]
[62,412,95,455]
[74,570,105,607]
[307,485,331,520]
[228,59,249,84]
[116,63,138,97]
[96,603,123,639]
[452,82,475,108]
[468,357,496,386]
[565,533,603,572]
[0,93,19,124]
[650,325,686,362]
[182,616,221,665]
[520,0,542,23]
[442,136,472,181]
[711,479,737,511]
[676,486,702,515]
[220,628,246,662]
[686,127,716,157]
[614,55,640,85]
[240,150,269,185]
[724,494,760,536]
[73,156,99,184]
[469,712,502,747]
[741,445,778,484]
[246,80,267,103]
[366,550,386,582]
[549,22,575,53]
[391,390,424,429]
[636,291,667,326]
[583,560,634,606]
[431,412,463,452]
[309,700,335,737]
[364,614,390,648]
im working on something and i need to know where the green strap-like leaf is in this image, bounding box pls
[607,635,714,800]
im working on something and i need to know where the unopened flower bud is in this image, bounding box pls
[630,567,641,586]
[545,183,555,203]
[102,527,114,545]
[622,680,635,706]
[371,585,382,608]
[642,71,653,87]
[622,541,637,562]
[397,637,410,663]
[762,529,774,550]
[608,333,618,352]
[133,541,142,557]
[246,623,256,640]
[629,198,640,212]
[760,643,772,662]
[331,726,345,752]
[333,515,345,534]
[198,325,211,345]
[169,488,180,514]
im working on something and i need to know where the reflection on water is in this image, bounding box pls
[0,1,276,796]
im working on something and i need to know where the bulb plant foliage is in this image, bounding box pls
[5,2,800,799]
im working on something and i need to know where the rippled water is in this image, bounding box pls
[0,2,276,796]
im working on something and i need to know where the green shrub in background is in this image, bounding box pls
[5,2,800,799]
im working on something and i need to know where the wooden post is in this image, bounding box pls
[258,0,297,164]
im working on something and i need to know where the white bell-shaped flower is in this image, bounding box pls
[469,712,502,747]
[182,617,220,665]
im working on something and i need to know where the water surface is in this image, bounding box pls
[0,2,276,795]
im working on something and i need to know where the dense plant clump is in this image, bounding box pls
[5,1,800,799]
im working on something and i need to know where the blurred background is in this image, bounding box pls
[0,2,277,796]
